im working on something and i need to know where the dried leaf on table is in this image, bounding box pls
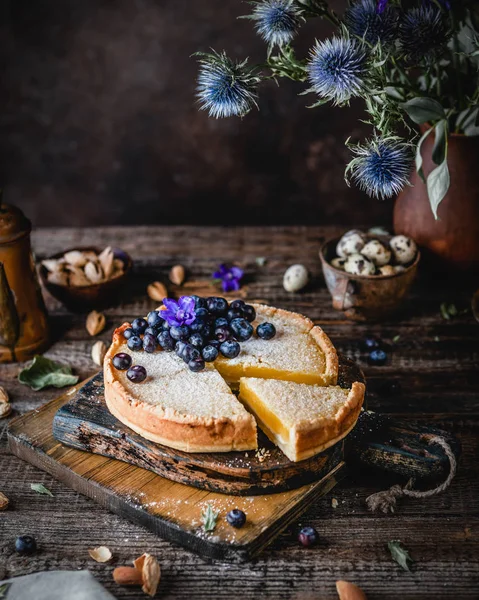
[201,503,219,532]
[18,356,79,391]
[31,483,54,497]
[388,540,413,571]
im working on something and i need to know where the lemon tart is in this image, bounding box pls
[104,324,257,453]
[239,378,365,462]
[214,304,338,387]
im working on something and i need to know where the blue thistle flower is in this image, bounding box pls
[307,36,369,105]
[346,137,412,200]
[196,51,259,118]
[248,0,303,49]
[399,6,450,64]
[344,0,398,47]
[376,0,389,14]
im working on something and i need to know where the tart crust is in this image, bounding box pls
[104,324,258,453]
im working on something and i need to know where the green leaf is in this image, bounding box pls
[392,335,400,343]
[201,503,219,532]
[431,120,448,165]
[401,97,445,125]
[31,483,54,497]
[255,256,267,267]
[18,355,79,391]
[457,107,479,136]
[415,127,434,183]
[388,540,413,571]
[0,583,11,599]
[427,157,450,220]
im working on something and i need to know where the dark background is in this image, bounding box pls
[0,0,391,227]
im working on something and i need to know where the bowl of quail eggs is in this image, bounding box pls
[319,229,420,321]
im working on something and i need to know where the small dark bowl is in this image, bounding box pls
[39,246,132,312]
[319,237,420,321]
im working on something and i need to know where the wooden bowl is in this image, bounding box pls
[319,237,420,321]
[39,246,132,312]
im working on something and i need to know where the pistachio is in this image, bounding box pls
[169,264,185,286]
[0,386,9,404]
[113,566,143,587]
[91,340,107,366]
[67,266,91,287]
[64,250,87,268]
[88,546,112,563]
[147,281,168,302]
[84,261,104,284]
[41,259,61,272]
[47,270,69,286]
[0,492,9,511]
[98,247,114,279]
[283,264,309,292]
[0,403,12,419]
[379,265,396,276]
[86,311,106,336]
[134,553,161,597]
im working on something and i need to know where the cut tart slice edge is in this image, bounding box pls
[239,378,365,462]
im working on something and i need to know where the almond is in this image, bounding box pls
[0,492,9,511]
[112,566,143,587]
[86,310,106,336]
[336,581,368,600]
[169,264,185,286]
[147,281,168,302]
[91,341,107,366]
[0,386,9,404]
[134,553,161,597]
[0,403,12,419]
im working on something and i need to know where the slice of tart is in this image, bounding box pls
[239,377,365,462]
[214,304,338,387]
[104,324,257,453]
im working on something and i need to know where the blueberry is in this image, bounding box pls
[206,339,220,349]
[126,365,147,383]
[170,325,190,341]
[202,345,219,362]
[207,296,228,316]
[257,322,276,340]
[144,326,159,337]
[188,357,205,372]
[195,307,210,320]
[298,526,319,547]
[147,310,163,327]
[189,320,205,333]
[215,325,231,343]
[143,332,157,353]
[214,317,229,328]
[226,309,243,322]
[15,535,37,555]
[123,327,135,340]
[230,318,253,342]
[189,333,204,349]
[112,352,132,370]
[226,509,246,528]
[242,304,256,322]
[230,299,245,311]
[220,340,240,359]
[175,341,187,358]
[157,330,175,351]
[192,295,207,309]
[363,336,380,351]
[179,343,201,363]
[161,320,171,330]
[368,349,388,366]
[127,335,143,351]
[131,317,148,334]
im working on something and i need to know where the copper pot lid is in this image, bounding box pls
[0,202,31,245]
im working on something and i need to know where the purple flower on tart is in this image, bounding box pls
[213,264,244,292]
[159,296,197,327]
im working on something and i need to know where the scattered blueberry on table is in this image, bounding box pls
[298,526,319,547]
[112,295,277,377]
[226,509,246,529]
[15,535,37,555]
[368,349,388,366]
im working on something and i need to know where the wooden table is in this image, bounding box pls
[1,226,478,599]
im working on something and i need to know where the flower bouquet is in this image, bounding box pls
[195,0,479,219]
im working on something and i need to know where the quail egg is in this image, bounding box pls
[331,257,346,270]
[336,230,366,258]
[390,235,417,265]
[361,240,392,266]
[283,264,309,292]
[344,253,376,276]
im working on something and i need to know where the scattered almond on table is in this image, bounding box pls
[86,311,106,336]
[147,281,168,302]
[0,491,9,511]
[42,247,124,287]
[91,341,108,366]
[336,580,367,600]
[113,553,160,597]
[0,386,11,419]
[169,264,185,286]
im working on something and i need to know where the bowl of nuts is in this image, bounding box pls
[39,246,132,312]
[319,229,420,321]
